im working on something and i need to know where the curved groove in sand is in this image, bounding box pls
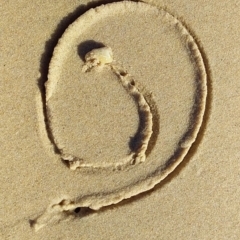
[62,46,153,170]
[34,1,208,231]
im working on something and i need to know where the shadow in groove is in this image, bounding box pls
[37,0,136,155]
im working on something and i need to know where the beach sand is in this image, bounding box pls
[0,0,239,239]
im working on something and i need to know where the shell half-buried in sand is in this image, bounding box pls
[35,1,207,230]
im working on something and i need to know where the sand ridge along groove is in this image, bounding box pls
[62,46,154,170]
[34,1,207,230]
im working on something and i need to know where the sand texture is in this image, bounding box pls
[0,0,240,239]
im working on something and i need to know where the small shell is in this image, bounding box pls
[82,47,113,72]
[85,47,113,64]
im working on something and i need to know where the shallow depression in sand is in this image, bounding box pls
[35,1,207,230]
